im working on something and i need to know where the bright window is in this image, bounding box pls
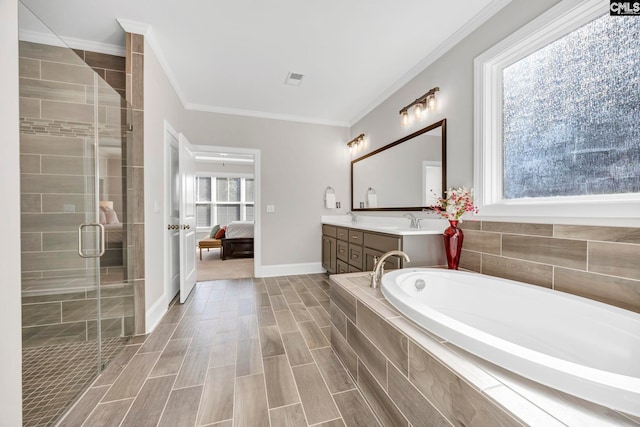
[474,0,640,219]
[196,176,254,229]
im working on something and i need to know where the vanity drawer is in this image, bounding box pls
[337,240,348,262]
[348,265,362,273]
[336,259,349,274]
[348,244,363,270]
[336,227,349,241]
[322,224,337,238]
[364,247,401,271]
[363,232,402,253]
[349,230,364,244]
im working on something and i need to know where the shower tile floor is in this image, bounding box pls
[57,275,381,427]
[22,337,128,427]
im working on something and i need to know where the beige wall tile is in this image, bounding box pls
[589,241,640,281]
[554,267,640,313]
[20,97,40,118]
[134,279,145,335]
[84,51,125,71]
[21,174,86,194]
[482,254,553,288]
[20,154,40,173]
[312,347,355,393]
[459,249,481,272]
[42,194,92,213]
[502,234,587,270]
[330,284,357,323]
[460,220,481,231]
[21,134,86,156]
[21,194,41,213]
[19,57,40,79]
[483,221,553,236]
[22,302,61,327]
[19,41,85,65]
[42,232,76,251]
[131,53,144,110]
[333,389,381,427]
[555,224,640,244]
[20,78,87,103]
[463,229,501,255]
[41,99,94,123]
[131,34,144,54]
[41,60,95,85]
[330,325,357,379]
[21,233,42,252]
[22,249,86,272]
[41,155,91,175]
[105,70,126,90]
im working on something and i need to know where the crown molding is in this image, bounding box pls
[347,0,512,127]
[18,29,125,56]
[116,18,150,36]
[184,102,350,128]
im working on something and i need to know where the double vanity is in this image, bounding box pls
[321,216,447,274]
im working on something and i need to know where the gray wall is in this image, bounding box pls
[1,0,23,424]
[351,0,561,192]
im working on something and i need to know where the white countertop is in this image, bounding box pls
[321,215,448,236]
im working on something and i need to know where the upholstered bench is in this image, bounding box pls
[198,237,222,260]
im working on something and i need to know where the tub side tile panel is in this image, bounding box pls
[554,267,640,313]
[502,234,587,270]
[408,342,523,427]
[330,301,347,339]
[482,254,553,288]
[346,320,387,388]
[387,363,451,427]
[331,325,357,379]
[588,241,640,281]
[330,283,357,323]
[357,360,409,427]
[356,302,408,375]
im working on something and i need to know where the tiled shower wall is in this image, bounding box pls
[19,41,134,345]
[459,221,640,313]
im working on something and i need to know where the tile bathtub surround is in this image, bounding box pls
[58,275,382,427]
[330,273,640,427]
[459,221,640,313]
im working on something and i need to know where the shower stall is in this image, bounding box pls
[18,4,138,426]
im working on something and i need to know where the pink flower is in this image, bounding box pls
[431,187,478,221]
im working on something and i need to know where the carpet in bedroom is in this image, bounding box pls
[196,248,254,281]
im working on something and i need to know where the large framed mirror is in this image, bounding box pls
[351,119,446,211]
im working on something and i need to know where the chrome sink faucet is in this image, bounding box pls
[370,250,410,289]
[346,211,357,224]
[404,213,422,229]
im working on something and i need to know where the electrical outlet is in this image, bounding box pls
[266,205,275,213]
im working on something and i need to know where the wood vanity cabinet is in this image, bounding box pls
[322,224,444,274]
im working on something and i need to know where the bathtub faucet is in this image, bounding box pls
[370,250,410,289]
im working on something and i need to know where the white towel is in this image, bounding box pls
[325,193,336,209]
[366,193,377,208]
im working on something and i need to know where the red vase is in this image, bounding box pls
[443,220,464,270]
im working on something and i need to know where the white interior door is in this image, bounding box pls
[179,133,197,302]
[166,125,180,303]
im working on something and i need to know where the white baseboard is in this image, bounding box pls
[255,262,326,278]
[145,295,168,334]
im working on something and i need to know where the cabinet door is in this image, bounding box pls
[348,244,363,270]
[336,259,349,274]
[363,247,402,271]
[337,239,348,262]
[322,236,336,274]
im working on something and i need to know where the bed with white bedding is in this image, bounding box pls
[221,221,254,260]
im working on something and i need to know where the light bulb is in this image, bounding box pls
[427,93,437,111]
[414,102,424,120]
[401,110,410,126]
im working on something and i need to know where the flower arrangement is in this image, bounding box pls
[432,186,478,221]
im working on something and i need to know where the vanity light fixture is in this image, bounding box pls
[399,86,440,126]
[347,133,365,153]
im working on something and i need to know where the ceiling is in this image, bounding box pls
[19,0,505,127]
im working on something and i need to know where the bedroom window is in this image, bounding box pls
[196,176,254,229]
[474,0,640,219]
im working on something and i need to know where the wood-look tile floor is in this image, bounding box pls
[57,275,381,427]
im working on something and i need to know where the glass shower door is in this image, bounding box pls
[18,3,135,426]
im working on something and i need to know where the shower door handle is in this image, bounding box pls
[78,223,106,258]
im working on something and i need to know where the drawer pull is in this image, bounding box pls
[352,253,359,259]
[352,236,359,239]
[339,249,345,253]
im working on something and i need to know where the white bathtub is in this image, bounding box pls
[381,268,640,416]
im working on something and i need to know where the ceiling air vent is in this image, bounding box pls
[285,72,305,86]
